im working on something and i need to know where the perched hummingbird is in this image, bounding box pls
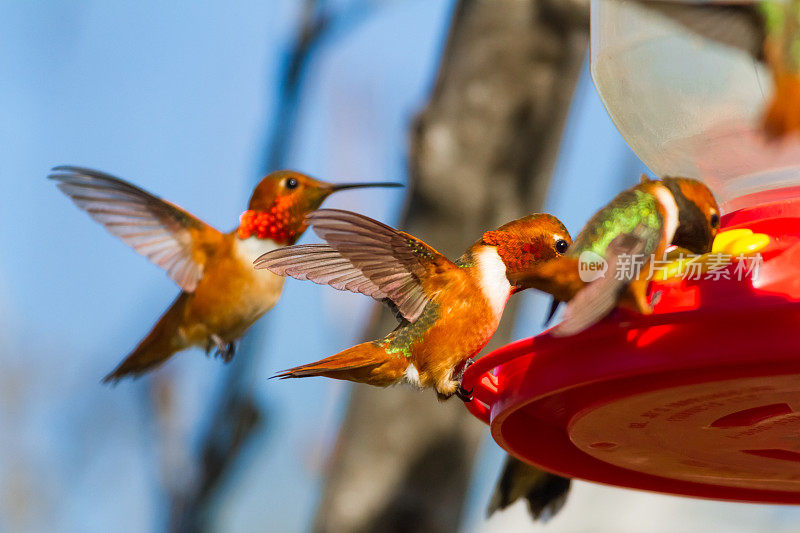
[254,208,571,399]
[487,176,718,522]
[487,456,571,522]
[49,166,401,382]
[641,0,800,137]
[509,176,720,336]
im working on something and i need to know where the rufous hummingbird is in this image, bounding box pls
[254,208,571,399]
[509,175,720,336]
[489,175,718,523]
[49,166,401,382]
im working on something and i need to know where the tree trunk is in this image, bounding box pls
[312,1,589,532]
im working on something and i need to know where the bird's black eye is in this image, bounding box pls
[555,239,569,254]
[710,213,720,229]
[285,177,299,189]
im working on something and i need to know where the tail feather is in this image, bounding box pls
[103,293,189,383]
[487,456,572,522]
[275,342,406,387]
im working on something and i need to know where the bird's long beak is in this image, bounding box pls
[328,181,403,192]
[304,180,403,213]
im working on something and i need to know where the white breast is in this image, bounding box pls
[653,185,679,243]
[473,246,512,319]
[234,236,285,313]
[235,236,282,265]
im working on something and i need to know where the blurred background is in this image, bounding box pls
[4,1,800,532]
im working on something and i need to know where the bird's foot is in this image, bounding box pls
[217,342,236,363]
[452,358,475,402]
[455,385,473,403]
[208,335,236,362]
[455,357,475,383]
[207,334,225,356]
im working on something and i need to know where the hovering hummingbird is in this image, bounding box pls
[49,166,401,382]
[254,209,571,399]
[509,175,720,336]
[641,0,800,137]
[488,456,571,522]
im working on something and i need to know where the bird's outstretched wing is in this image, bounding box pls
[255,209,458,322]
[553,224,658,337]
[254,244,389,299]
[49,166,221,292]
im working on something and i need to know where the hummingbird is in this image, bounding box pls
[641,0,800,138]
[488,175,719,522]
[487,456,571,522]
[49,166,401,382]
[254,208,572,399]
[509,175,720,336]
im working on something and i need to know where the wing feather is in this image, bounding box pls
[307,209,455,322]
[255,244,389,300]
[50,166,220,292]
[256,209,457,322]
[554,225,659,336]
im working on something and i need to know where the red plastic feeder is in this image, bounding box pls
[462,196,800,504]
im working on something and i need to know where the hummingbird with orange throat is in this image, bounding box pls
[50,166,401,382]
[487,175,718,524]
[254,209,571,399]
[510,175,720,337]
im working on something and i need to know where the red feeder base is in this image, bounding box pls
[462,195,800,504]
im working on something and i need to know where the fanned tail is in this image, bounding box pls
[487,456,572,522]
[274,341,407,387]
[103,293,190,383]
